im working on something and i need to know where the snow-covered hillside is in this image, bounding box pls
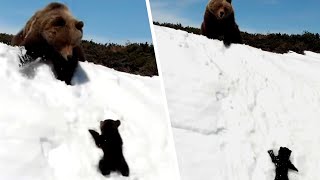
[0,43,179,180]
[154,25,320,180]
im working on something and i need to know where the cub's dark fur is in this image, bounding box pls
[268,147,298,180]
[89,119,129,177]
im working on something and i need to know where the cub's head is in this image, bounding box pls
[278,147,292,161]
[40,2,84,60]
[100,119,121,135]
[207,0,234,20]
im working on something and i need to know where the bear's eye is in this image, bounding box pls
[226,0,232,3]
[52,17,66,27]
[224,7,229,13]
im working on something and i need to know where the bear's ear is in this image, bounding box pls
[52,16,66,27]
[47,2,65,10]
[76,21,84,30]
[226,0,232,3]
[114,120,121,127]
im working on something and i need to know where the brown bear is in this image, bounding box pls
[11,2,85,85]
[89,119,129,177]
[200,0,242,46]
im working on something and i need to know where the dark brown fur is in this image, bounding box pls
[200,0,242,46]
[12,2,85,85]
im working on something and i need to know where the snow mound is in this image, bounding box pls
[0,43,179,180]
[154,25,320,180]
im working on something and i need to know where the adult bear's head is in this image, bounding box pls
[25,2,84,60]
[207,0,234,20]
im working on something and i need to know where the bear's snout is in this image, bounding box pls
[219,11,225,18]
[60,45,73,60]
[67,55,73,60]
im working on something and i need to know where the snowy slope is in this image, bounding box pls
[0,43,179,180]
[154,25,320,180]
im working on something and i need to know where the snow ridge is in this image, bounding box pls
[155,25,320,180]
[0,43,179,180]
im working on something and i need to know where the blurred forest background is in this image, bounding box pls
[0,33,158,76]
[2,21,319,77]
[154,22,320,54]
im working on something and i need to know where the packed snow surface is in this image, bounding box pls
[154,25,320,180]
[0,43,179,180]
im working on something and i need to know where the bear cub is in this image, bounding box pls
[268,147,298,180]
[11,2,85,85]
[89,119,129,177]
[201,0,242,46]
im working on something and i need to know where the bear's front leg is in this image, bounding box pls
[51,53,78,85]
[88,129,101,147]
[51,55,69,84]
[57,46,83,85]
[268,150,277,163]
[223,24,242,46]
[64,55,79,85]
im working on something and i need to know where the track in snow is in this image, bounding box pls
[154,25,320,180]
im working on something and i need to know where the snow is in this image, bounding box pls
[154,25,320,180]
[0,43,179,180]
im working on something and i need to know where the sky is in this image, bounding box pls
[150,0,320,34]
[0,0,153,44]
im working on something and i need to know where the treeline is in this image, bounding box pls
[154,22,320,54]
[0,33,158,76]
